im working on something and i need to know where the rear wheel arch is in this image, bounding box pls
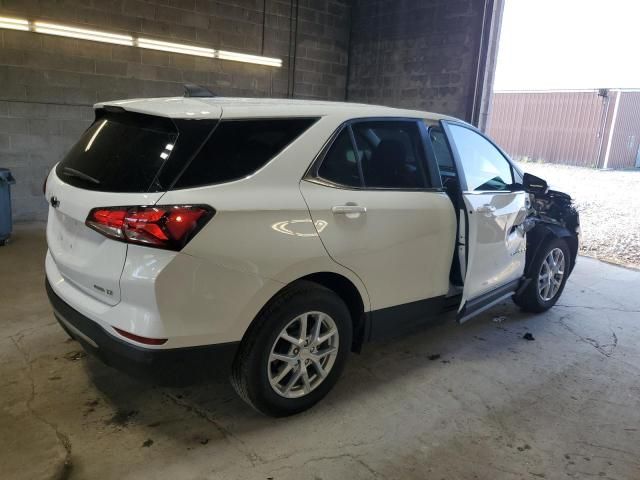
[299,272,367,352]
[231,279,353,416]
[240,272,368,354]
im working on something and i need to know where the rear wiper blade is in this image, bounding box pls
[62,167,100,185]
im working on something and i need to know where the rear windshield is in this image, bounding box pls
[57,110,180,192]
[57,112,317,192]
[173,118,318,189]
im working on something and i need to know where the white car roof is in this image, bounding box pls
[95,96,457,122]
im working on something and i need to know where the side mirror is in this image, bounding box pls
[522,172,548,194]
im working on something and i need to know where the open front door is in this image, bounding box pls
[441,121,528,323]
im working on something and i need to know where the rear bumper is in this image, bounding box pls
[46,278,239,385]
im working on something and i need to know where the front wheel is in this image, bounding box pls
[514,237,571,313]
[231,281,352,417]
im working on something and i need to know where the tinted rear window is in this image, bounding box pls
[173,118,318,189]
[57,110,180,192]
[318,129,362,188]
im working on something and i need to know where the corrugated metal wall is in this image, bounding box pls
[605,91,640,169]
[487,90,640,169]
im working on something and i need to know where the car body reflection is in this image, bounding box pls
[271,219,328,237]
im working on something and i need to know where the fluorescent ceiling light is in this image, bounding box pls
[138,38,282,67]
[0,16,29,31]
[217,50,282,67]
[33,21,133,46]
[137,37,214,58]
[0,18,282,67]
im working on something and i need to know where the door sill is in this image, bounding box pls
[457,278,521,323]
[446,284,463,298]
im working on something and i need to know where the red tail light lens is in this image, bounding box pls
[86,205,214,251]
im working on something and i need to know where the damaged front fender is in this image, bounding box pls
[523,189,580,277]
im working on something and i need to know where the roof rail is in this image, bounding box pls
[183,83,216,98]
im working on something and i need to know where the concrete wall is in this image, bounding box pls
[0,0,350,220]
[347,0,496,122]
[0,0,501,221]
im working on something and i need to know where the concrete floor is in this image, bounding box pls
[2,223,639,480]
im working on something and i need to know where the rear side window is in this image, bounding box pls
[316,120,430,189]
[317,129,362,188]
[57,111,179,192]
[353,121,428,189]
[173,118,318,189]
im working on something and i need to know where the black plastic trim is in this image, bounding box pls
[46,279,239,385]
[367,295,447,341]
[525,223,578,277]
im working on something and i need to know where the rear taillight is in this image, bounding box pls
[86,205,214,251]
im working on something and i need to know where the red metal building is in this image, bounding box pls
[487,89,640,169]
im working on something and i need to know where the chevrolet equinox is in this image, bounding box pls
[45,92,580,416]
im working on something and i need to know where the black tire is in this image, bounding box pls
[514,237,571,313]
[230,280,352,417]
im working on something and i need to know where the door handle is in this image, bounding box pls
[332,204,367,217]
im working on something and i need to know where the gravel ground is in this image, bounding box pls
[517,161,640,269]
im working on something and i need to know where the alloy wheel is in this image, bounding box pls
[267,311,339,399]
[538,247,565,301]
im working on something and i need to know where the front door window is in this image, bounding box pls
[447,125,514,191]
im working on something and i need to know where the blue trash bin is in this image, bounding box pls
[0,168,16,246]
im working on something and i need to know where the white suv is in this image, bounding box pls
[45,94,579,416]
